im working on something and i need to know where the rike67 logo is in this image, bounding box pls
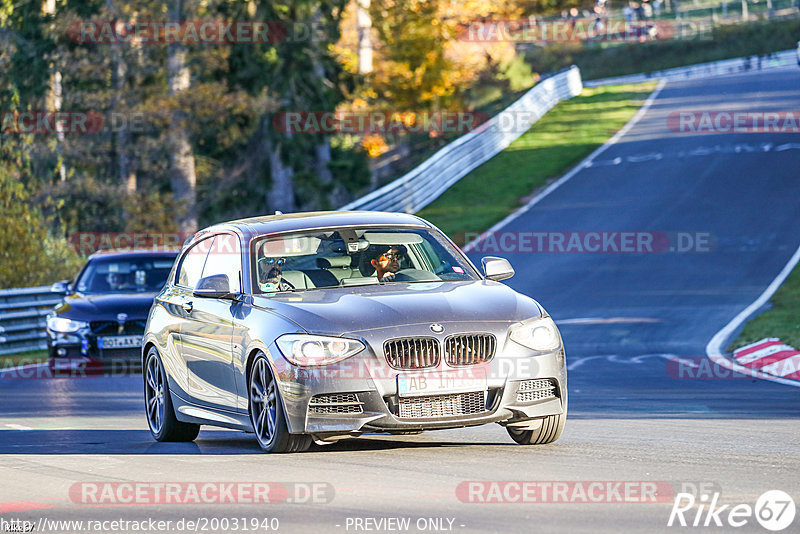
[668,490,795,531]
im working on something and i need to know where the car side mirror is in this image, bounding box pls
[50,280,71,294]
[482,256,515,281]
[193,274,234,299]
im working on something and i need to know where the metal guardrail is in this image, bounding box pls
[584,48,797,87]
[0,286,63,356]
[339,66,584,213]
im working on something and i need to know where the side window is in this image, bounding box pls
[177,237,213,288]
[201,234,242,292]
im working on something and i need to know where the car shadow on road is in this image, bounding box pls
[0,429,507,454]
[0,429,258,454]
[308,436,507,453]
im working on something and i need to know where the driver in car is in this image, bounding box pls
[367,245,406,282]
[105,271,131,291]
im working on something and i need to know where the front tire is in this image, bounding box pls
[144,347,200,442]
[249,353,311,453]
[507,393,567,445]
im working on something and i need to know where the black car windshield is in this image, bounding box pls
[75,255,177,294]
[252,227,479,293]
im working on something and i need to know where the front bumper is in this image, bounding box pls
[47,328,144,369]
[272,342,566,439]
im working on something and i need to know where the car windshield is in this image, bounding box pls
[252,227,479,293]
[74,256,177,294]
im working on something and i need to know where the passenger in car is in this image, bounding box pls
[257,257,296,292]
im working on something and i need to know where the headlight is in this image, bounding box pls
[276,334,365,367]
[509,316,561,352]
[46,316,89,333]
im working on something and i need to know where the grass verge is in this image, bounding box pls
[0,349,48,369]
[525,17,800,81]
[728,264,800,352]
[416,81,658,244]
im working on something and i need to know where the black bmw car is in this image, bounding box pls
[46,249,179,370]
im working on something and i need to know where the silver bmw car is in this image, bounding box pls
[143,211,567,452]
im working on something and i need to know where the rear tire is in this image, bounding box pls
[249,352,311,453]
[144,347,200,442]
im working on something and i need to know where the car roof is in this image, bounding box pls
[88,248,180,259]
[198,211,433,240]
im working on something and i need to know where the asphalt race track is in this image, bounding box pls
[1,66,799,534]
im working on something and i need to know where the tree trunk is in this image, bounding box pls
[107,0,136,194]
[167,0,197,233]
[264,129,296,213]
[43,0,66,182]
[316,139,348,208]
[356,0,373,74]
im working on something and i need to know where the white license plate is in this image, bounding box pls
[397,370,487,397]
[98,335,142,349]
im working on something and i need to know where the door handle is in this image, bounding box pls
[182,301,193,313]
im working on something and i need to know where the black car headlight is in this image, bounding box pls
[276,334,365,367]
[46,316,89,334]
[509,316,561,352]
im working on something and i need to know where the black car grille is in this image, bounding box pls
[397,391,487,418]
[444,334,496,366]
[308,393,363,415]
[384,338,440,370]
[516,379,559,403]
[90,320,146,336]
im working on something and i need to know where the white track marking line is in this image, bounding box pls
[558,317,662,325]
[464,79,667,252]
[0,362,48,376]
[567,353,686,371]
[706,242,800,388]
[567,355,616,371]
[4,424,33,430]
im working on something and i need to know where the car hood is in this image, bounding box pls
[55,292,157,321]
[251,280,542,335]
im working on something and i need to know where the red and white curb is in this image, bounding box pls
[706,242,800,389]
[733,339,800,382]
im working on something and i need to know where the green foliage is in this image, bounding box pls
[207,0,365,215]
[0,0,372,235]
[44,178,126,234]
[497,54,537,92]
[525,18,800,81]
[370,0,456,109]
[0,0,53,107]
[329,139,371,195]
[0,170,82,289]
[516,0,598,15]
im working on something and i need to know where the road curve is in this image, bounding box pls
[1,66,799,534]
